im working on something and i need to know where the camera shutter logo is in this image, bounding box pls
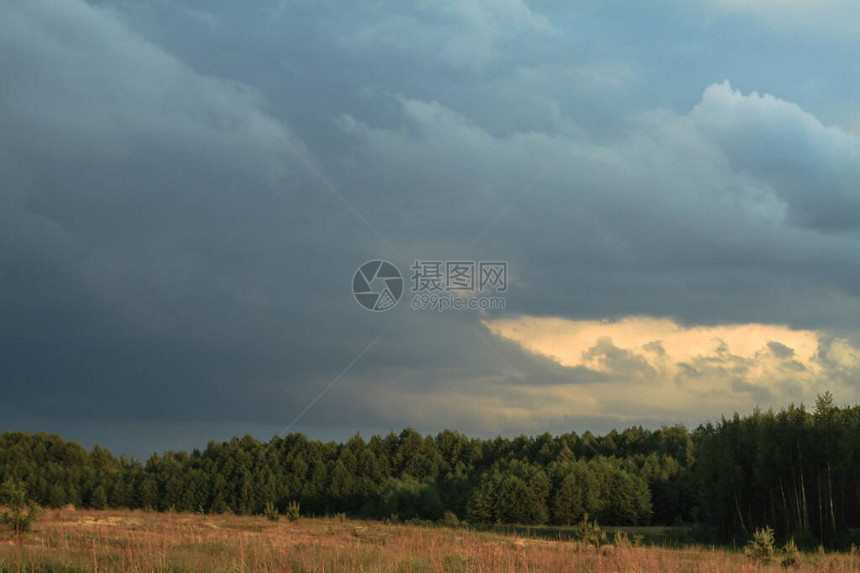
[352,260,403,311]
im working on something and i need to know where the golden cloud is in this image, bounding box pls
[482,315,860,422]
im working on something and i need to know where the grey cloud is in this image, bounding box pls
[582,337,658,382]
[336,0,555,70]
[767,340,795,359]
[3,0,860,449]
[730,378,773,404]
[690,81,860,233]
[0,0,387,426]
[341,82,860,330]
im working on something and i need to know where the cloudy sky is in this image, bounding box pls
[2,0,859,456]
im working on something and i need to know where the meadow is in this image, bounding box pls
[1,508,859,572]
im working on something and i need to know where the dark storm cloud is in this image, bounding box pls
[336,84,860,331]
[0,0,386,427]
[2,0,860,451]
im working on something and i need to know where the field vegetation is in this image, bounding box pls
[1,508,859,573]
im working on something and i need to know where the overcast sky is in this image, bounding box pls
[2,0,860,457]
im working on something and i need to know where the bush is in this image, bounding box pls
[613,530,630,547]
[780,537,799,568]
[0,479,41,535]
[745,526,776,564]
[378,479,445,522]
[264,501,280,521]
[285,500,301,522]
[440,510,460,527]
[832,527,860,550]
[789,527,817,551]
[574,513,606,547]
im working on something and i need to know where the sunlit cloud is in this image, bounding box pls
[483,316,860,423]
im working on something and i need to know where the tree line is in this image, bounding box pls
[1,393,858,546]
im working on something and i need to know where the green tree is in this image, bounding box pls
[0,479,41,534]
[90,485,108,510]
[553,471,585,525]
[47,483,67,508]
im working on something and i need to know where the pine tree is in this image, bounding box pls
[90,485,108,510]
[0,479,41,534]
[553,472,584,525]
[48,483,67,509]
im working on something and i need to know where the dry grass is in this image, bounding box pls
[0,508,858,572]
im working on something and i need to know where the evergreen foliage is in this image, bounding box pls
[745,526,777,564]
[1,394,858,546]
[0,479,41,534]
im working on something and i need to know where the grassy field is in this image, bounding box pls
[1,508,859,572]
[469,523,690,546]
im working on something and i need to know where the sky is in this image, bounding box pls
[2,0,860,457]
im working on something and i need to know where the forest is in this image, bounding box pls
[1,393,859,548]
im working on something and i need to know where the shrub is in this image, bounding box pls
[0,479,41,535]
[378,478,445,522]
[264,501,280,522]
[780,537,799,568]
[789,527,817,550]
[440,510,460,527]
[574,513,606,547]
[745,526,776,564]
[285,500,301,522]
[613,530,630,547]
